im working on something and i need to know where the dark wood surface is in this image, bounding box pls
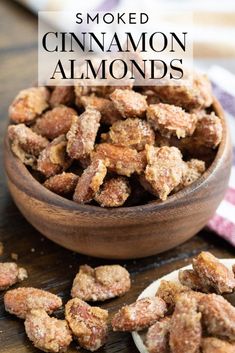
[0,1,235,352]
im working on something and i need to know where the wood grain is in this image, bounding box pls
[0,1,235,352]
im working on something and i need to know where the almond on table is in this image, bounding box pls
[192,251,235,294]
[49,86,75,107]
[34,106,77,140]
[71,264,131,301]
[145,317,171,353]
[4,287,62,319]
[201,337,235,353]
[37,135,71,178]
[199,294,235,341]
[9,87,49,124]
[81,95,123,125]
[66,108,101,159]
[65,298,108,351]
[0,262,27,290]
[25,309,72,353]
[106,118,155,151]
[111,297,167,331]
[95,176,131,207]
[169,293,202,353]
[44,172,79,196]
[8,124,48,167]
[110,89,147,118]
[93,143,146,177]
[144,145,186,200]
[73,159,107,203]
[147,103,197,139]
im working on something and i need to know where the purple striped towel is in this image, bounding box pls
[207,66,235,246]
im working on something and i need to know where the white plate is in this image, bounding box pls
[132,259,235,353]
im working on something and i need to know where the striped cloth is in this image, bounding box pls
[207,66,235,246]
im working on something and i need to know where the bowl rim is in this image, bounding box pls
[4,97,230,216]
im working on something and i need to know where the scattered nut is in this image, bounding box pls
[71,264,131,301]
[4,287,62,319]
[0,262,27,290]
[25,309,72,353]
[65,298,108,351]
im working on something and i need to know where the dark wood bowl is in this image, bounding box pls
[4,99,232,259]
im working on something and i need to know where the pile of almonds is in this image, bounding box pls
[8,72,222,207]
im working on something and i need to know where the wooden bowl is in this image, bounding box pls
[4,99,232,259]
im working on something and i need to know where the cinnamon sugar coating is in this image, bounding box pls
[71,264,130,301]
[34,106,77,139]
[9,87,49,123]
[73,159,107,203]
[44,172,79,196]
[66,108,101,159]
[0,262,27,291]
[37,135,71,177]
[95,177,131,207]
[145,317,171,353]
[8,124,48,167]
[169,293,202,353]
[107,118,155,151]
[93,143,146,177]
[110,89,147,118]
[147,103,197,138]
[4,287,62,319]
[65,298,108,351]
[193,251,235,294]
[25,309,72,353]
[112,297,167,331]
[145,145,186,200]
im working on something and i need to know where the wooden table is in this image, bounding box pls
[0,1,235,352]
